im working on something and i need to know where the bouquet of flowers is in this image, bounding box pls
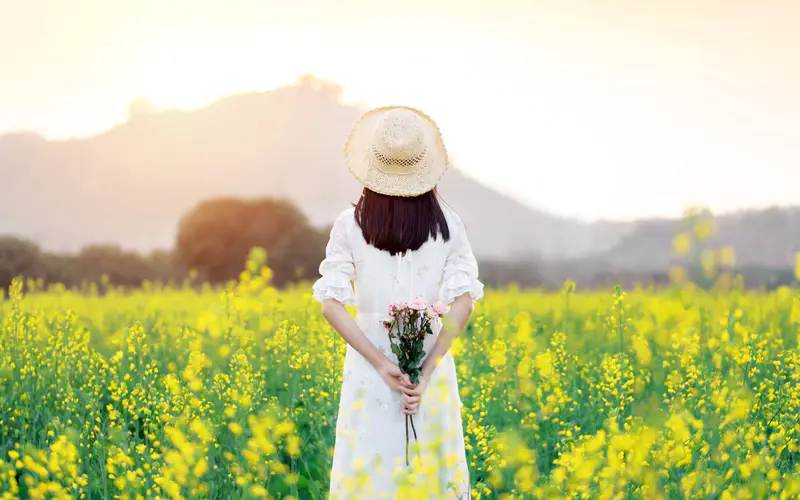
[383,296,447,465]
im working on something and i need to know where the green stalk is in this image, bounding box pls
[410,415,421,464]
[405,414,409,466]
[616,285,624,355]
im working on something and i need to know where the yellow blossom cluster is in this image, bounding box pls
[2,249,800,498]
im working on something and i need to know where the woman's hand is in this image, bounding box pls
[378,361,404,393]
[400,374,429,415]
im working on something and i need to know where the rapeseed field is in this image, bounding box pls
[2,249,800,499]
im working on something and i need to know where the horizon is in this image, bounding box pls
[2,0,799,221]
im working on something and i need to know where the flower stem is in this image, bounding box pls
[409,415,421,464]
[405,415,410,466]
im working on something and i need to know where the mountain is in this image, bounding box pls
[0,75,628,259]
[597,207,800,271]
[3,75,797,268]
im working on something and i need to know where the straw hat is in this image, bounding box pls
[344,106,449,197]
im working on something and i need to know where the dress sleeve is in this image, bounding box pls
[312,211,357,306]
[440,215,484,305]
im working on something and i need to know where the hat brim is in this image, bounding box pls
[344,106,449,197]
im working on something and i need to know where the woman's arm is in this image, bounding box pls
[321,299,403,391]
[420,292,474,381]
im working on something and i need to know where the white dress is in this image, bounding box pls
[313,205,484,500]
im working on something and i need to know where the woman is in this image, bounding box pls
[313,106,483,499]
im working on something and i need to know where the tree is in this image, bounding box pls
[0,236,42,292]
[128,98,156,120]
[71,244,163,287]
[176,197,326,286]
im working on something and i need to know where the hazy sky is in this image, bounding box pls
[2,0,799,221]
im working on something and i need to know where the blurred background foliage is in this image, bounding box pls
[1,196,798,296]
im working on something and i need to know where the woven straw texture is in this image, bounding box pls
[344,106,449,197]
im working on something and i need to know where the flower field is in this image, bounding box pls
[2,253,800,499]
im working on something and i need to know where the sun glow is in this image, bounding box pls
[126,25,443,116]
[130,32,290,111]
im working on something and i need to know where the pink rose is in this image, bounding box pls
[409,296,427,311]
[397,301,409,311]
[430,301,447,317]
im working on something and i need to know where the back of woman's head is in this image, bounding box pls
[354,188,450,256]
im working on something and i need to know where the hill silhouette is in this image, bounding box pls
[1,74,798,271]
[0,75,628,259]
[598,206,800,271]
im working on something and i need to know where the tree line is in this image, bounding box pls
[1,197,797,296]
[1,197,328,294]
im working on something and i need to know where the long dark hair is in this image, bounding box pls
[354,188,450,256]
